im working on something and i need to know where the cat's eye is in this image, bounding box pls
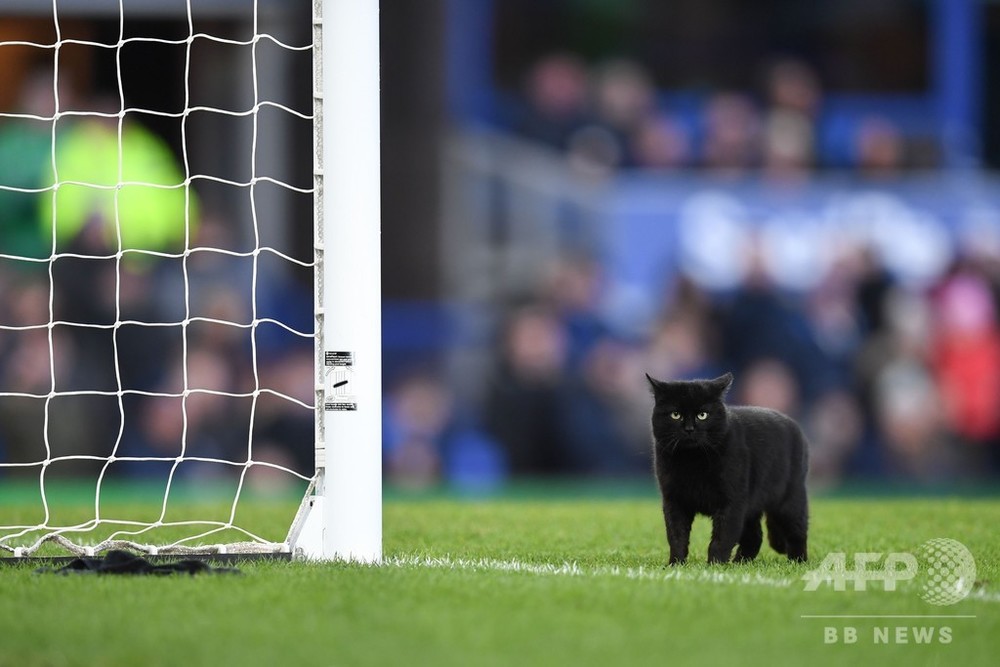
[669,412,682,421]
[696,412,709,420]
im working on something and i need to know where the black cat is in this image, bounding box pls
[646,372,808,564]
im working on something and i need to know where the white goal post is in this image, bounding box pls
[0,0,381,563]
[290,0,382,563]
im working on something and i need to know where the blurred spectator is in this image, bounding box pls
[0,277,81,472]
[515,53,591,151]
[853,116,906,176]
[557,338,649,475]
[541,254,610,369]
[759,59,822,179]
[764,58,822,120]
[591,60,655,138]
[736,357,800,416]
[761,109,814,181]
[807,249,866,370]
[644,277,720,381]
[644,313,716,382]
[118,345,241,479]
[700,92,761,174]
[0,66,65,261]
[630,114,690,170]
[249,346,316,491]
[873,359,958,480]
[852,285,932,475]
[586,58,656,168]
[42,108,197,258]
[853,246,897,336]
[483,302,569,475]
[565,124,622,177]
[805,390,863,487]
[715,245,837,401]
[385,369,505,491]
[930,270,1000,451]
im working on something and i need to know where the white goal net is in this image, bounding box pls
[0,0,381,561]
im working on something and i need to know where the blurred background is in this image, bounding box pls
[1,0,1000,494]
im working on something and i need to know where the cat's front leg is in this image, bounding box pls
[663,501,693,565]
[707,504,745,564]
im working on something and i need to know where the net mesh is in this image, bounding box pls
[0,1,316,557]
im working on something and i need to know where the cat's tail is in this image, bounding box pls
[765,513,788,555]
[765,497,809,562]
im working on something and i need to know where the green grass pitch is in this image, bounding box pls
[1,492,998,666]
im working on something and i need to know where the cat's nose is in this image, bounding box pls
[684,424,695,433]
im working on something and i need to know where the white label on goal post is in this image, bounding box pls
[323,351,357,411]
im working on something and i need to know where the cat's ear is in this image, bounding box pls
[710,372,734,397]
[645,373,664,393]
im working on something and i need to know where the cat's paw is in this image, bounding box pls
[707,549,733,565]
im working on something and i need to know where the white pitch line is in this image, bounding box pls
[966,588,1000,604]
[386,554,796,589]
[385,554,1000,605]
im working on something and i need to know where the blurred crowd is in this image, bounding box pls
[0,68,315,488]
[381,53,996,492]
[3,53,997,495]
[504,52,931,176]
[386,247,1000,491]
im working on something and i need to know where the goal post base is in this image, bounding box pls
[286,475,327,561]
[286,471,382,564]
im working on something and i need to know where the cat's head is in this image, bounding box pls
[646,372,733,451]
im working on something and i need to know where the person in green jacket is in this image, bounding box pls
[0,69,61,262]
[41,111,199,260]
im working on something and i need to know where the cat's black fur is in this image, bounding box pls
[646,372,809,564]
